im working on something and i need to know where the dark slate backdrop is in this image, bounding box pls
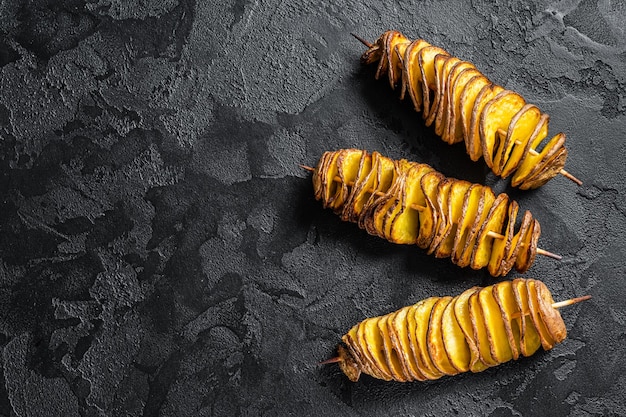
[1,0,625,416]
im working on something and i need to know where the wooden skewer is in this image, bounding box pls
[319,356,343,365]
[551,295,592,309]
[511,295,591,319]
[300,165,561,260]
[321,294,591,365]
[535,248,562,261]
[351,33,582,187]
[351,33,373,48]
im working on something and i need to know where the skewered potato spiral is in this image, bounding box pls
[359,30,572,190]
[312,149,540,276]
[334,278,567,382]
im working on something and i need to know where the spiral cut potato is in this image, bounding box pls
[360,30,569,189]
[312,149,540,276]
[334,278,566,382]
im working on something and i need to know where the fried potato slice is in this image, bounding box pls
[431,56,462,134]
[380,312,409,381]
[460,75,492,161]
[471,193,509,269]
[446,65,481,144]
[413,297,445,379]
[500,209,532,274]
[402,39,431,110]
[479,91,526,170]
[337,344,362,382]
[427,296,459,375]
[478,286,513,364]
[514,218,540,273]
[416,171,444,248]
[333,150,363,210]
[499,104,541,178]
[343,327,365,366]
[534,280,567,344]
[512,278,542,357]
[313,151,340,207]
[425,54,460,128]
[384,32,410,88]
[357,152,396,230]
[434,180,472,258]
[428,178,453,255]
[510,114,549,186]
[468,84,504,163]
[488,200,518,276]
[469,290,498,367]
[340,151,370,222]
[390,306,427,381]
[453,287,489,372]
[441,293,471,372]
[492,280,521,360]
[382,179,406,242]
[406,300,442,380]
[360,317,394,380]
[459,187,495,268]
[418,46,450,119]
[451,184,481,265]
[526,280,556,350]
[390,163,434,244]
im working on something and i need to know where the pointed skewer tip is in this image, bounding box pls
[319,356,343,365]
[560,169,583,186]
[512,295,590,319]
[299,164,315,172]
[551,295,591,309]
[351,33,373,48]
[536,248,562,261]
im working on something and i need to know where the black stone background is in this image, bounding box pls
[0,0,625,416]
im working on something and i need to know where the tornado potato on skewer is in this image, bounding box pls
[304,149,560,277]
[323,278,589,382]
[354,31,581,190]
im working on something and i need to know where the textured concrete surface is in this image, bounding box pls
[1,0,625,415]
